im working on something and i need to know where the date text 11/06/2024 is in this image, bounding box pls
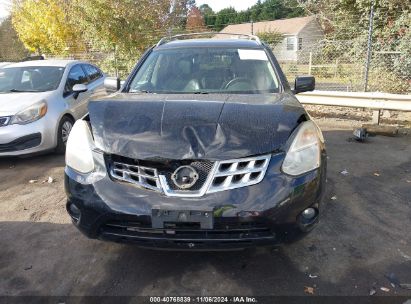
[149,296,258,303]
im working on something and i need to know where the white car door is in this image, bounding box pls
[64,64,90,119]
[81,64,106,102]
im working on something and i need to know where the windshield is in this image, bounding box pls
[0,66,65,93]
[129,47,280,94]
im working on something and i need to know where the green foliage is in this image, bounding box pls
[11,0,193,76]
[368,67,410,94]
[255,0,304,20]
[287,63,298,76]
[12,0,84,54]
[202,0,305,31]
[213,7,237,31]
[186,6,206,31]
[0,17,29,61]
[199,4,213,15]
[257,30,283,46]
[300,0,410,93]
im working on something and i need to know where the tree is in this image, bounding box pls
[299,0,409,37]
[199,4,213,15]
[199,4,216,29]
[257,0,304,20]
[299,0,410,93]
[0,16,29,61]
[186,6,206,31]
[68,0,192,74]
[173,0,197,29]
[250,0,263,22]
[236,11,251,24]
[257,30,283,46]
[214,7,237,31]
[11,0,195,76]
[12,0,84,54]
[202,0,305,30]
[248,0,304,22]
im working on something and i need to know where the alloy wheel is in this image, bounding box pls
[61,121,73,145]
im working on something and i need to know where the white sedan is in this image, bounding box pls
[0,60,105,156]
[0,62,11,69]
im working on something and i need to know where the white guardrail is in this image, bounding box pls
[296,91,411,112]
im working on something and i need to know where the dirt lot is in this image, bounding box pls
[0,119,410,298]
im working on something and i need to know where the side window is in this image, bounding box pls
[65,65,88,94]
[83,64,102,82]
[129,53,160,92]
[286,37,295,51]
[0,69,13,90]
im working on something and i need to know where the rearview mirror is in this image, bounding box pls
[294,76,315,94]
[104,77,121,92]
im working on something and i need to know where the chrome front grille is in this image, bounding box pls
[164,161,214,191]
[109,154,271,196]
[208,155,271,193]
[110,162,161,191]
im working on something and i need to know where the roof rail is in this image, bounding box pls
[156,32,261,47]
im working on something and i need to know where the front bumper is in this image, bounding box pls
[0,118,57,156]
[65,152,327,250]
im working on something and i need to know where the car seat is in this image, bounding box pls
[165,58,200,92]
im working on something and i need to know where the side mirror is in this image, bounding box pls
[72,83,88,93]
[72,84,88,99]
[294,76,315,94]
[104,77,121,92]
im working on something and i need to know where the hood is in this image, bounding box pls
[88,93,306,160]
[0,91,53,116]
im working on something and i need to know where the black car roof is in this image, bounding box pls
[155,39,263,50]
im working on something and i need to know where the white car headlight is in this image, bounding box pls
[10,101,47,125]
[282,120,323,176]
[65,120,95,174]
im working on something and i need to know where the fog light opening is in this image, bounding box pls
[302,207,316,220]
[298,207,319,232]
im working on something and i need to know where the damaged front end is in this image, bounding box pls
[64,94,326,250]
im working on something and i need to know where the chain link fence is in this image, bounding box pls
[2,13,409,95]
[45,29,409,95]
[276,37,410,94]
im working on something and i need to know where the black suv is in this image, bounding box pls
[64,33,326,250]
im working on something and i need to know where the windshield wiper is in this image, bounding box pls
[8,89,41,93]
[193,91,209,94]
[131,90,153,94]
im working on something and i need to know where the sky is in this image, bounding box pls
[195,0,259,12]
[0,0,11,19]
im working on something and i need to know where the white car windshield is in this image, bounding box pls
[129,48,280,94]
[0,66,65,93]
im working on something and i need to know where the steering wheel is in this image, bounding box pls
[223,77,255,90]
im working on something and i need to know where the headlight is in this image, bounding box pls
[10,101,47,125]
[282,120,323,176]
[65,120,95,174]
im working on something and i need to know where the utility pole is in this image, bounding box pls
[363,0,374,92]
[251,20,254,35]
[114,44,118,78]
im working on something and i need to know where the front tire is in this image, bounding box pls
[56,116,74,154]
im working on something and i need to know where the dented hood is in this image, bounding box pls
[88,93,306,160]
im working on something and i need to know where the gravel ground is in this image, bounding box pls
[0,119,410,298]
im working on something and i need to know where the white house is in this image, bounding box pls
[220,16,324,62]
